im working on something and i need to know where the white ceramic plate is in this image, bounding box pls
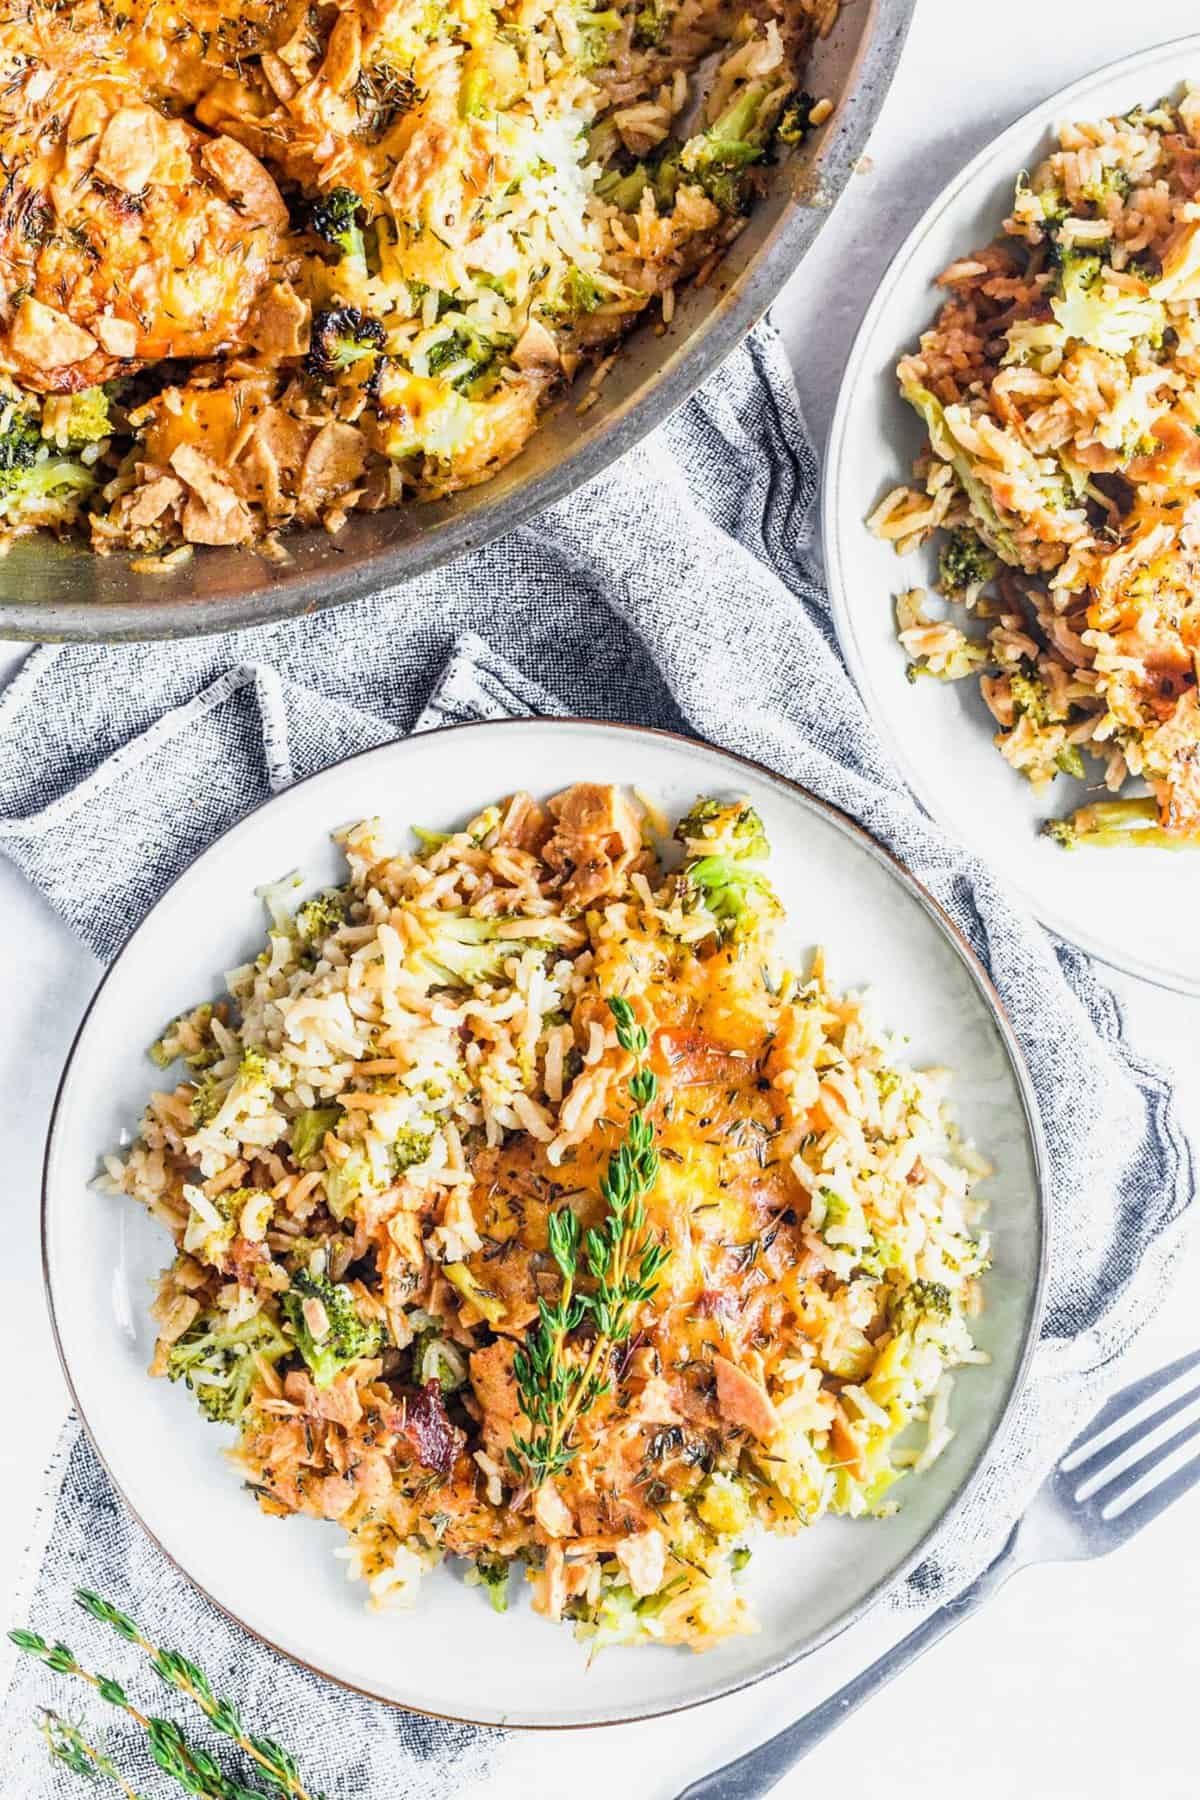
[43,721,1045,1727]
[824,36,1200,996]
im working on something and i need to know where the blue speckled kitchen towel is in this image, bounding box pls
[0,321,1191,1799]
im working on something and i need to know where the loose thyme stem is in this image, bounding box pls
[8,1630,264,1800]
[510,996,670,1487]
[39,1711,147,1800]
[72,1593,319,1800]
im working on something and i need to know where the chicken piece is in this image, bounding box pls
[543,783,645,909]
[469,1337,526,1463]
[712,1354,779,1443]
[653,1028,754,1088]
[283,1369,364,1428]
[615,1528,666,1598]
[495,791,551,855]
[532,1483,574,1539]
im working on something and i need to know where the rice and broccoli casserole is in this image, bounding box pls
[0,0,833,562]
[872,89,1200,850]
[104,783,992,1650]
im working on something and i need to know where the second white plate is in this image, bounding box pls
[824,34,1200,995]
[43,720,1044,1727]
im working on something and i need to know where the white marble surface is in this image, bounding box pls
[2,2,1199,1795]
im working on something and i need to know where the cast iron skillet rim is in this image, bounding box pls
[41,715,1049,1730]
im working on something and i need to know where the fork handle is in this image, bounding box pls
[675,1529,1021,1800]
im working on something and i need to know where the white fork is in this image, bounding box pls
[677,1347,1200,1800]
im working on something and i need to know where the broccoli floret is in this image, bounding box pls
[470,1553,511,1613]
[680,86,770,216]
[575,0,622,67]
[633,0,671,46]
[1054,745,1085,779]
[899,377,1022,567]
[562,266,606,314]
[0,406,94,523]
[307,187,366,264]
[425,325,512,396]
[61,388,112,447]
[888,1279,953,1335]
[776,91,818,145]
[291,1106,341,1162]
[305,306,386,381]
[189,1068,230,1128]
[281,1269,384,1388]
[1008,668,1053,726]
[420,914,515,986]
[937,527,999,599]
[166,1309,290,1425]
[322,1149,370,1221]
[1042,796,1175,850]
[393,1126,435,1173]
[675,798,769,861]
[296,889,349,942]
[1050,248,1164,355]
[596,164,650,211]
[677,854,782,942]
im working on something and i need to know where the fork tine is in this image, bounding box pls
[1098,1449,1200,1548]
[1067,1381,1200,1492]
[1062,1345,1200,1464]
[1084,1412,1200,1512]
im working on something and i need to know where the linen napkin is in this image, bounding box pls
[0,321,1192,1800]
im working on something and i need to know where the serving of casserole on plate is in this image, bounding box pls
[826,37,1200,993]
[43,722,1044,1726]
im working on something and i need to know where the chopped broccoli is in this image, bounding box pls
[281,1269,384,1388]
[1008,668,1053,726]
[307,187,367,264]
[776,91,818,145]
[62,388,112,447]
[730,1545,752,1572]
[561,266,606,314]
[888,1279,953,1335]
[305,306,385,382]
[575,0,622,67]
[898,377,1022,567]
[444,1260,506,1326]
[633,0,671,46]
[189,1068,229,1128]
[296,889,349,942]
[471,1554,511,1612]
[393,1126,435,1173]
[677,854,782,942]
[674,798,769,861]
[166,1309,290,1425]
[1042,796,1190,850]
[596,164,650,211]
[420,913,515,986]
[0,405,95,524]
[1054,746,1085,780]
[458,54,491,117]
[291,1106,342,1162]
[938,527,999,599]
[323,1148,370,1221]
[679,85,770,216]
[414,1331,467,1390]
[425,325,512,396]
[1050,249,1164,355]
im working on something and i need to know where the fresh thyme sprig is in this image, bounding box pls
[509,996,670,1487]
[39,1711,146,1799]
[9,1591,322,1800]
